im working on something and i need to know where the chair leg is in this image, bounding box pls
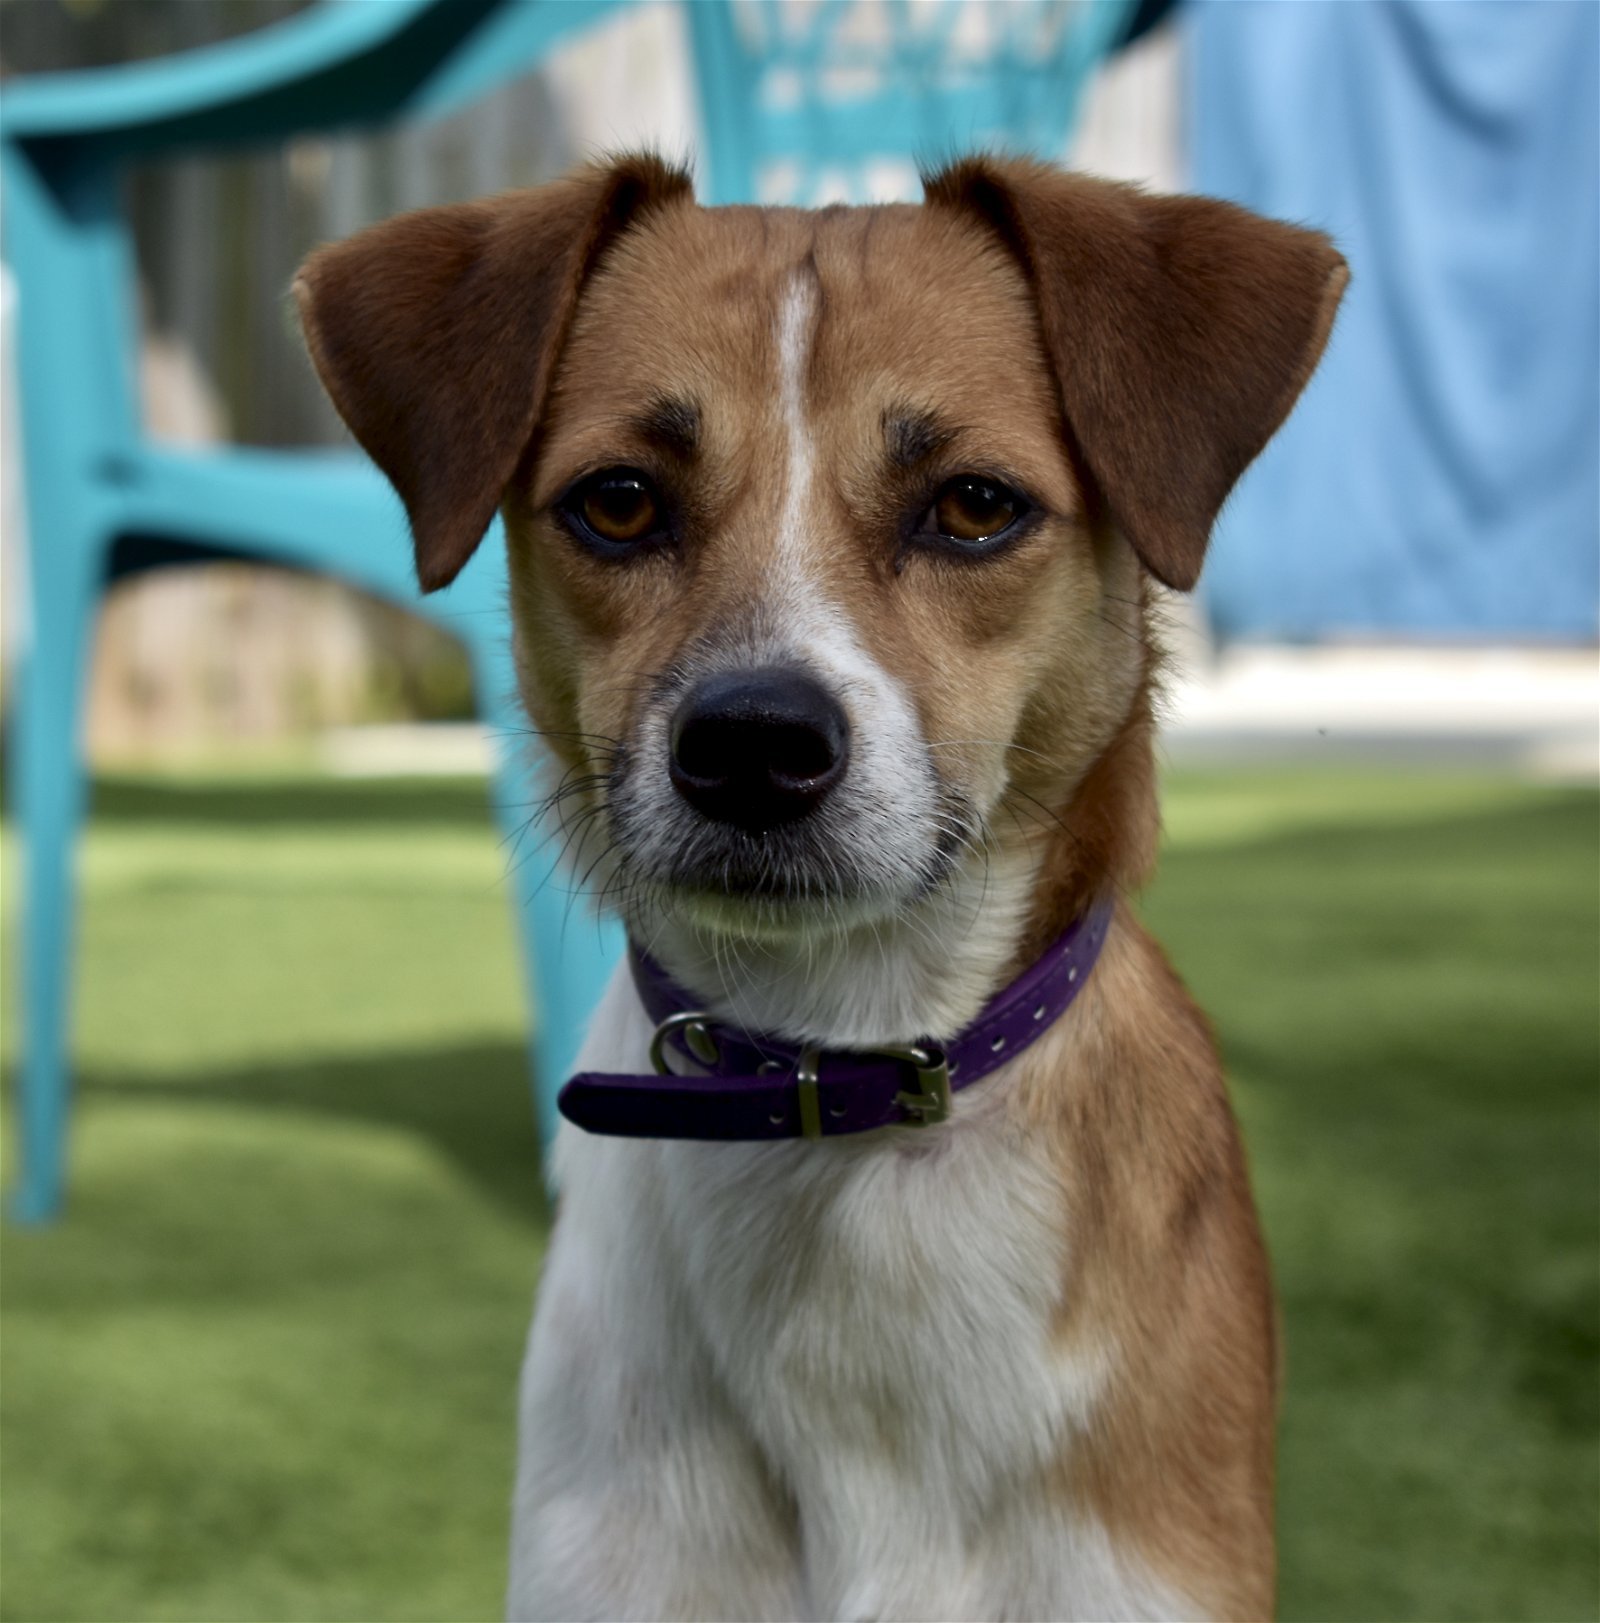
[473,652,623,1177]
[7,561,99,1224]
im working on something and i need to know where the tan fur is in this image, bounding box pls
[503,198,1108,808]
[294,156,691,591]
[296,155,1345,1621]
[1011,912,1278,1620]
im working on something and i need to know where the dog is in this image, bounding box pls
[295,153,1346,1621]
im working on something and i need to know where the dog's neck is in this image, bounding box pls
[630,837,1044,1049]
[625,690,1160,1051]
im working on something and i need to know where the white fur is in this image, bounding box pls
[508,273,1204,1620]
[774,270,817,582]
[509,965,1200,1622]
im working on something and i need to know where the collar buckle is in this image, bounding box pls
[872,1043,952,1128]
[649,1010,720,1075]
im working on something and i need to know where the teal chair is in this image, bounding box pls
[2,0,1147,1222]
[689,0,1141,206]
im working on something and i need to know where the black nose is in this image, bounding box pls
[669,669,849,832]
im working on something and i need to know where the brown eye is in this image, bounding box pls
[932,477,1024,544]
[566,469,666,548]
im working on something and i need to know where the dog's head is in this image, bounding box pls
[297,156,1344,966]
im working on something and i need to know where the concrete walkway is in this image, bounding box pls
[1163,645,1597,781]
[321,646,1599,785]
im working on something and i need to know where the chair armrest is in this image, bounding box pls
[0,0,625,161]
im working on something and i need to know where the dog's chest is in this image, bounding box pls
[563,963,1097,1475]
[516,965,1205,1620]
[649,1110,1099,1500]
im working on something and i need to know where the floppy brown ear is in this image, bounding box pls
[294,155,693,591]
[924,158,1348,591]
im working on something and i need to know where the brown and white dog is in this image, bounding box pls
[296,154,1346,1622]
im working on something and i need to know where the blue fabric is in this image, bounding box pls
[1190,0,1599,641]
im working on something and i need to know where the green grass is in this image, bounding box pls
[3,769,1596,1621]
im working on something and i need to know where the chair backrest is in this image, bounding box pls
[685,0,1137,206]
[0,0,627,488]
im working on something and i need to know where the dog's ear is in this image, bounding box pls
[924,158,1347,591]
[294,155,693,591]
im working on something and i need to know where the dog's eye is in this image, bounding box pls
[930,477,1025,544]
[578,472,661,543]
[563,469,668,550]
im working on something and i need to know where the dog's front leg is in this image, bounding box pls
[507,972,801,1623]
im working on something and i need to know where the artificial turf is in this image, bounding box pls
[3,768,1596,1621]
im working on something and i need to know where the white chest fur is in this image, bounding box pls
[507,966,1198,1622]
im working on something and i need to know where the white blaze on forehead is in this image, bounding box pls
[775,270,817,576]
[768,268,911,705]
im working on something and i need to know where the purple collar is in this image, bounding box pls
[557,899,1115,1142]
